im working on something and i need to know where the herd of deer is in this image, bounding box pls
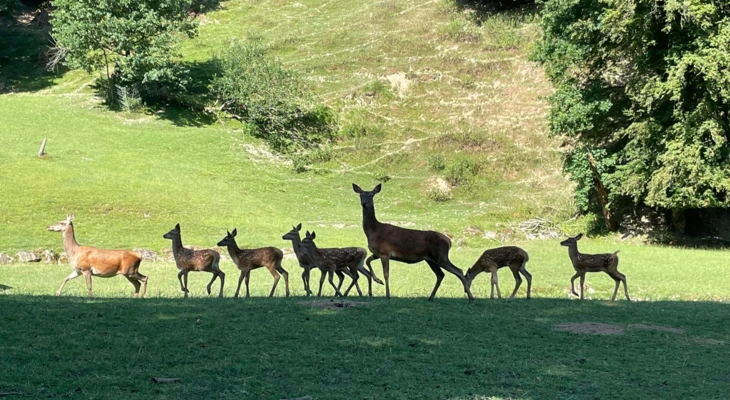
[45,183,631,302]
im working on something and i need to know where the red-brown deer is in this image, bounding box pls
[353,183,474,302]
[46,215,147,297]
[163,223,224,298]
[217,229,289,298]
[465,246,532,299]
[298,230,382,297]
[282,223,383,296]
[560,233,630,301]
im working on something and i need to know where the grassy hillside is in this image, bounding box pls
[0,0,572,253]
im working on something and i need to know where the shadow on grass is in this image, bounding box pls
[0,295,728,399]
[452,0,539,23]
[0,16,62,93]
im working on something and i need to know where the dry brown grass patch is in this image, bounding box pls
[554,322,624,335]
[298,299,369,311]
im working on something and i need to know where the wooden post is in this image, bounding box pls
[586,151,617,232]
[38,138,47,157]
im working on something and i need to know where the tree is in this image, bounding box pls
[0,0,19,18]
[534,0,730,232]
[51,0,198,99]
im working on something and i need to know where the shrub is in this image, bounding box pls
[211,39,337,153]
[427,154,446,171]
[445,157,481,186]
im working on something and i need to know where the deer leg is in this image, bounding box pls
[569,272,581,297]
[365,254,384,285]
[183,270,190,298]
[244,270,252,298]
[82,270,93,298]
[126,276,141,297]
[138,274,148,298]
[328,269,343,297]
[177,270,186,294]
[268,265,281,297]
[425,260,445,302]
[579,273,585,300]
[619,271,630,301]
[436,258,473,302]
[607,270,630,301]
[335,270,346,292]
[301,269,312,296]
[205,271,217,296]
[381,257,391,299]
[317,268,326,297]
[275,262,290,297]
[343,268,362,297]
[509,267,522,299]
[520,264,532,299]
[217,270,225,298]
[358,265,374,296]
[56,270,81,296]
[234,270,245,298]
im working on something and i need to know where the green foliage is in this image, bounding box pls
[534,0,730,223]
[445,157,481,185]
[428,154,446,171]
[51,0,198,102]
[0,0,18,18]
[211,39,337,153]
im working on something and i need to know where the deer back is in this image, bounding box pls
[574,252,618,272]
[368,223,451,261]
[231,246,282,269]
[73,246,142,275]
[319,247,367,268]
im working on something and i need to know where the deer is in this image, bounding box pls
[282,223,383,296]
[560,233,630,301]
[352,183,474,302]
[163,223,224,298]
[465,246,532,299]
[297,230,383,297]
[46,215,147,297]
[217,229,289,298]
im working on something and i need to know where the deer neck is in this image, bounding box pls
[362,204,381,235]
[170,235,185,261]
[288,235,306,257]
[225,241,243,259]
[567,244,581,262]
[62,225,80,257]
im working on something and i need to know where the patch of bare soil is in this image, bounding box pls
[628,324,685,335]
[693,337,726,346]
[554,322,624,335]
[298,299,368,311]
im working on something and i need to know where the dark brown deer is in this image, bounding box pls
[282,223,383,296]
[353,183,474,302]
[560,233,630,301]
[465,246,532,299]
[163,223,224,298]
[46,215,147,297]
[298,230,382,297]
[217,229,289,298]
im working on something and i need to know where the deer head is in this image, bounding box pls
[296,230,318,257]
[282,223,303,241]
[163,223,181,240]
[217,228,238,247]
[46,214,74,232]
[560,233,583,247]
[352,183,382,208]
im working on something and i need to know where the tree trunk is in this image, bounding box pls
[586,152,618,232]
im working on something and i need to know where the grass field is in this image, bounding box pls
[2,0,730,398]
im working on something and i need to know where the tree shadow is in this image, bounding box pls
[0,8,62,93]
[452,0,538,23]
[153,59,221,127]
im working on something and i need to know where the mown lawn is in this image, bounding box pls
[2,243,730,399]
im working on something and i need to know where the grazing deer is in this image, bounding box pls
[560,233,630,301]
[163,223,224,298]
[46,215,147,297]
[217,229,289,298]
[298,230,382,297]
[352,183,474,302]
[282,223,383,296]
[465,246,532,299]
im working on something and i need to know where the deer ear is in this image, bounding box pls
[296,223,302,231]
[311,231,316,239]
[372,183,382,194]
[231,228,237,237]
[227,230,231,236]
[175,223,180,230]
[575,233,583,240]
[67,214,74,222]
[352,183,363,193]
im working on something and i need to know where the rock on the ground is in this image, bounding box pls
[16,251,41,263]
[58,252,69,264]
[41,250,58,264]
[133,248,161,262]
[0,253,14,264]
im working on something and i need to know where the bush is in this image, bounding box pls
[427,154,446,171]
[445,157,481,186]
[211,39,337,153]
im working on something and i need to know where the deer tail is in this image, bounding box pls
[613,250,620,256]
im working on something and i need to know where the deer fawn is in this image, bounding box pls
[163,223,224,298]
[560,233,630,301]
[46,215,147,297]
[353,183,474,302]
[465,246,532,299]
[298,230,383,297]
[283,223,383,296]
[217,229,289,298]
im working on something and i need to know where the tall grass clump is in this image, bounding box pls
[211,39,337,153]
